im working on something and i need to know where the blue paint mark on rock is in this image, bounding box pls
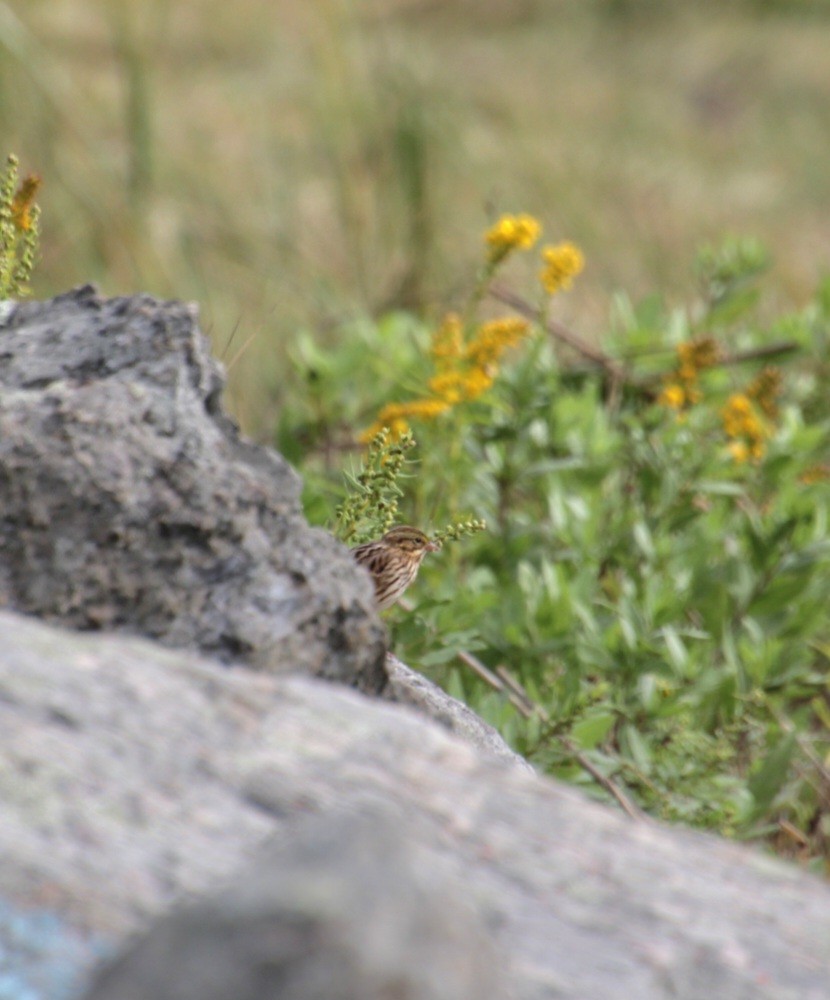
[0,899,110,1000]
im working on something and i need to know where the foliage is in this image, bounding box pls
[333,427,485,548]
[0,154,40,299]
[286,224,830,872]
[334,428,418,544]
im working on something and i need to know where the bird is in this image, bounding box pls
[351,525,439,611]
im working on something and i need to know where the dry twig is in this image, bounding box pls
[488,283,800,405]
[397,594,646,822]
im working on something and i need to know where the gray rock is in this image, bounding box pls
[0,611,827,1000]
[384,653,532,769]
[0,287,385,692]
[83,810,503,1000]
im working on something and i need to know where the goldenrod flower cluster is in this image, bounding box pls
[658,383,690,410]
[463,316,530,367]
[484,213,541,264]
[721,393,769,463]
[659,338,782,463]
[0,153,41,299]
[539,242,585,294]
[719,367,781,463]
[484,214,585,297]
[363,312,531,440]
[367,398,451,440]
[364,214,583,441]
[677,337,719,380]
[11,173,41,233]
[746,366,781,420]
[658,336,719,411]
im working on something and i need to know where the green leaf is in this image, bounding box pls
[633,520,655,560]
[571,711,616,749]
[660,625,688,673]
[418,646,465,667]
[694,481,746,497]
[746,733,797,821]
[445,669,466,703]
[706,286,761,326]
[619,723,652,774]
[637,673,658,712]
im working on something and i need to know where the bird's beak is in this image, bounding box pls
[426,539,440,553]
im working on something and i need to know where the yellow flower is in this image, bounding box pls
[658,383,686,410]
[362,396,452,441]
[539,242,585,294]
[364,220,547,440]
[428,371,466,405]
[721,393,754,436]
[401,398,451,420]
[658,380,701,411]
[430,313,464,368]
[742,411,764,441]
[11,174,42,233]
[459,367,494,400]
[361,416,410,443]
[677,337,719,374]
[725,393,752,416]
[728,441,750,464]
[379,399,450,424]
[746,366,781,420]
[722,392,769,462]
[464,317,530,367]
[485,213,541,263]
[661,338,717,411]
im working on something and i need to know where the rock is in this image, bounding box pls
[384,653,532,769]
[83,810,503,1000]
[0,287,385,693]
[0,610,828,1000]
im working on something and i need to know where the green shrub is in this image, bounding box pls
[287,219,830,870]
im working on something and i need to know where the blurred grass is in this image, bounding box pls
[3,0,830,433]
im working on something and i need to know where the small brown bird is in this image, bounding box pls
[351,525,439,610]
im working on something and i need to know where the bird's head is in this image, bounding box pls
[382,526,440,557]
